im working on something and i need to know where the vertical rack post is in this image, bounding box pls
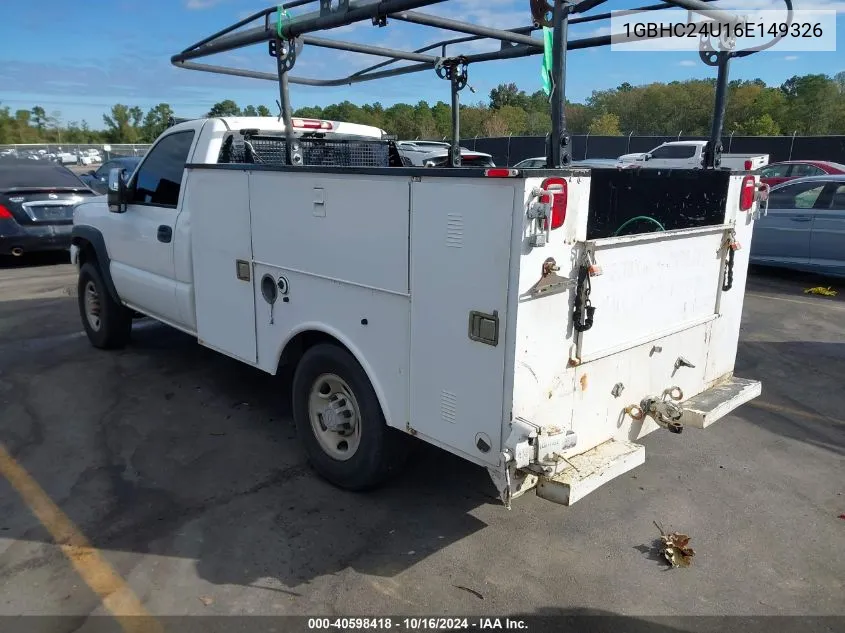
[704,51,731,169]
[549,0,571,168]
[276,49,303,166]
[450,70,461,167]
[435,56,468,167]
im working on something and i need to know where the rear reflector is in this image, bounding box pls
[484,169,518,177]
[740,175,756,211]
[744,160,752,170]
[0,204,13,219]
[541,177,568,229]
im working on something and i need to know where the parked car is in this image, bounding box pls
[395,140,493,167]
[78,157,142,194]
[419,149,495,167]
[618,141,768,171]
[750,174,845,278]
[513,156,632,169]
[0,158,96,257]
[752,160,845,187]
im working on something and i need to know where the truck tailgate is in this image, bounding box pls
[577,225,727,362]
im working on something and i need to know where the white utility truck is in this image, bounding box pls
[70,0,774,507]
[618,140,770,171]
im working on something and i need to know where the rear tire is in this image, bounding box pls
[292,343,409,491]
[78,262,132,349]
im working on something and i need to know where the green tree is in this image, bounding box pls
[207,100,241,117]
[412,101,436,138]
[31,106,46,133]
[489,83,528,110]
[733,114,780,136]
[257,105,272,116]
[781,74,840,134]
[103,104,141,142]
[431,101,451,138]
[588,112,622,135]
[142,103,174,142]
[242,105,258,116]
[497,105,528,135]
[482,112,508,137]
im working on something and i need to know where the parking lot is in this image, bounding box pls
[0,256,843,622]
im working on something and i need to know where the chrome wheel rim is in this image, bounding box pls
[307,373,362,461]
[84,280,102,332]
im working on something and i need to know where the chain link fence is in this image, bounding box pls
[0,143,152,166]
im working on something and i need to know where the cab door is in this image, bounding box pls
[107,130,196,327]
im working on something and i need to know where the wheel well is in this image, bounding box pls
[278,330,351,373]
[72,238,98,268]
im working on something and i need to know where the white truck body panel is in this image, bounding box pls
[71,116,763,506]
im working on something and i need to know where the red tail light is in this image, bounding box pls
[0,204,13,219]
[540,177,568,229]
[740,175,756,211]
[744,160,752,170]
[291,118,333,130]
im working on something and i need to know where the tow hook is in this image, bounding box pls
[640,395,685,434]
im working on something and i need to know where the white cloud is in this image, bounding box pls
[783,55,799,60]
[678,60,697,67]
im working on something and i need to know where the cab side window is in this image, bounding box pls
[130,131,195,208]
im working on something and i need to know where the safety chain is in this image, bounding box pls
[573,264,595,332]
[721,229,739,292]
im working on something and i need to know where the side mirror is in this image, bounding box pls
[107,168,127,213]
[644,154,652,161]
[88,170,96,177]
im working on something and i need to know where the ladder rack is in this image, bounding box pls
[172,0,793,169]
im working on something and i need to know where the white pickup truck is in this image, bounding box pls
[618,141,769,171]
[70,114,766,506]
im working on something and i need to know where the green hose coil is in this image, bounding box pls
[613,216,666,237]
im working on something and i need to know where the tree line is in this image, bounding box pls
[1,71,843,145]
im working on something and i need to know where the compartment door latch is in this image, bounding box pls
[468,310,499,346]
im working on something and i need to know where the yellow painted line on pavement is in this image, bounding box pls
[746,292,845,311]
[0,443,164,633]
[748,400,844,425]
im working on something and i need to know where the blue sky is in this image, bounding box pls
[0,0,843,128]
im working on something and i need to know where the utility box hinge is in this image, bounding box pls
[468,310,499,346]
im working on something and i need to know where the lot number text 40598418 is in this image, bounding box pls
[307,617,529,630]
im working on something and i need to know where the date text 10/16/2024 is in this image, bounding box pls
[307,618,529,630]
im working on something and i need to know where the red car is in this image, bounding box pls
[754,160,845,186]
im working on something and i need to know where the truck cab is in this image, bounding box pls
[71,116,386,338]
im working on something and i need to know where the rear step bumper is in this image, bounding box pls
[533,376,761,506]
[679,376,761,429]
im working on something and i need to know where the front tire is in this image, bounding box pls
[78,262,132,349]
[292,343,408,491]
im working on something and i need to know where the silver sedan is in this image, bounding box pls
[750,174,845,278]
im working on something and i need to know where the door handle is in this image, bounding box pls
[157,225,173,243]
[789,216,811,222]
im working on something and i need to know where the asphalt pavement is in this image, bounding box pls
[0,255,843,623]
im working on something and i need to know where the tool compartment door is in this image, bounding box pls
[409,180,515,466]
[577,226,726,362]
[190,169,257,363]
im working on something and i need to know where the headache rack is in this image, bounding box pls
[218,131,403,167]
[172,0,793,170]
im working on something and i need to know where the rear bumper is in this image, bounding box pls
[0,220,73,255]
[527,375,761,506]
